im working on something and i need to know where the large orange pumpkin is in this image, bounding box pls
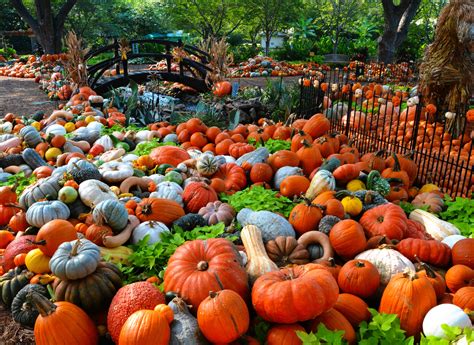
[35,220,77,257]
[302,113,330,139]
[337,260,380,299]
[252,266,338,323]
[329,220,367,260]
[309,308,356,344]
[149,146,190,167]
[197,290,249,344]
[118,304,173,345]
[164,238,249,312]
[333,293,371,328]
[379,270,436,337]
[359,203,407,241]
[452,239,474,268]
[212,163,247,192]
[288,201,323,235]
[266,324,305,345]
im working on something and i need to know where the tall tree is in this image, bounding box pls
[248,0,301,55]
[164,0,250,39]
[378,0,422,63]
[9,0,78,53]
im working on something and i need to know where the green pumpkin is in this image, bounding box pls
[319,157,341,172]
[92,199,129,232]
[0,267,34,307]
[157,164,174,175]
[11,284,49,327]
[173,213,207,231]
[164,170,184,185]
[49,239,101,281]
[53,262,122,313]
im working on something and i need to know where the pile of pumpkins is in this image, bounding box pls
[0,54,66,79]
[0,100,473,345]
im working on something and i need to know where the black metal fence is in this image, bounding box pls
[298,72,473,198]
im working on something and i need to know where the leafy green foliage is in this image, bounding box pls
[398,201,430,215]
[112,223,228,284]
[221,186,296,217]
[100,124,143,136]
[296,324,346,345]
[421,325,474,344]
[358,309,414,344]
[132,138,177,157]
[249,138,291,153]
[253,317,271,344]
[0,171,37,196]
[440,196,474,237]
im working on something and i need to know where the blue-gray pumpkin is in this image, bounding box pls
[92,199,129,233]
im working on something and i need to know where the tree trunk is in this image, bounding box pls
[10,0,78,54]
[265,32,271,56]
[378,0,422,63]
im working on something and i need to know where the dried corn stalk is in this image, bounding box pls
[198,37,233,85]
[419,0,473,136]
[119,38,131,61]
[64,31,89,89]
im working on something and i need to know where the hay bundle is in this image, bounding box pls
[64,31,90,90]
[419,0,473,135]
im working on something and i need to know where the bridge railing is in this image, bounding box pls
[85,38,212,93]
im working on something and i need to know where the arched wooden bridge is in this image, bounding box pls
[85,39,212,94]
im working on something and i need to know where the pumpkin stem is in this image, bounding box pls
[197,261,209,271]
[391,152,402,172]
[208,291,218,299]
[375,149,385,157]
[327,257,336,267]
[402,268,418,280]
[27,291,57,317]
[70,239,82,256]
[414,255,437,278]
[355,261,366,268]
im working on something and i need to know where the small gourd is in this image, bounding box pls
[305,170,336,201]
[149,181,184,206]
[0,267,34,307]
[168,297,207,345]
[241,225,278,283]
[172,213,207,231]
[196,154,220,176]
[341,196,363,216]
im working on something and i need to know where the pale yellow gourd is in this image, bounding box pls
[241,225,278,283]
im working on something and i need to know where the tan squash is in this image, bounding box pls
[102,215,140,248]
[241,225,278,283]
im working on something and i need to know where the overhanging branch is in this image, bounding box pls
[9,0,40,32]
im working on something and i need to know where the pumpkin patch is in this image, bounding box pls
[0,55,472,344]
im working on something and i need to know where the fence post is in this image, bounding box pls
[411,93,423,151]
[298,75,305,117]
[113,38,120,75]
[345,84,353,136]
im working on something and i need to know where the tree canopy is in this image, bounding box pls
[1,0,448,62]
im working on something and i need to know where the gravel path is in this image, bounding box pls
[0,77,57,118]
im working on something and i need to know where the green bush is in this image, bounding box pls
[230,43,260,62]
[0,47,17,60]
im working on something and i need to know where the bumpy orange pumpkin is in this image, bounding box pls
[182,182,218,213]
[359,203,407,240]
[149,146,190,167]
[252,265,338,323]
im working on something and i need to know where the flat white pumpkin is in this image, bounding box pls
[423,304,472,338]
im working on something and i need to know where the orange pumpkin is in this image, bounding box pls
[302,113,330,139]
[35,220,77,257]
[266,324,305,345]
[309,308,356,344]
[135,198,185,225]
[289,201,323,235]
[280,176,310,198]
[149,146,190,167]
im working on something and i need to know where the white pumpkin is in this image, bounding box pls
[355,248,415,285]
[187,149,203,159]
[45,124,67,136]
[441,235,466,248]
[79,180,117,207]
[163,133,178,143]
[121,154,139,163]
[220,155,236,164]
[131,221,170,245]
[148,174,165,185]
[26,200,70,228]
[149,181,184,206]
[86,121,103,132]
[99,161,134,183]
[423,304,472,338]
[94,135,114,151]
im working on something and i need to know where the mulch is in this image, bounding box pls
[0,305,35,345]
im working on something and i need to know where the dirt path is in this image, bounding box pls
[0,77,57,118]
